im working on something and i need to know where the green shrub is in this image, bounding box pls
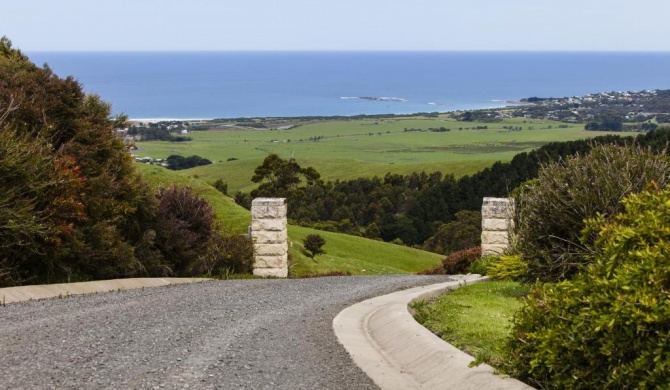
[468,255,497,275]
[212,178,228,195]
[154,185,215,275]
[514,144,670,283]
[421,210,482,255]
[166,154,212,170]
[303,234,326,259]
[194,231,254,276]
[0,130,86,286]
[486,255,527,281]
[502,185,670,389]
[442,246,482,274]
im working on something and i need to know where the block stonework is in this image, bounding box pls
[254,244,288,256]
[481,231,510,246]
[254,255,286,269]
[481,197,515,256]
[482,198,515,219]
[253,268,289,278]
[251,198,288,277]
[251,199,288,219]
[251,219,287,232]
[251,230,288,245]
[482,218,511,232]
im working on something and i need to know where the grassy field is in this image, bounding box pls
[412,281,530,368]
[136,164,442,276]
[288,225,442,276]
[133,115,626,193]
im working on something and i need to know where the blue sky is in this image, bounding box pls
[4,0,670,51]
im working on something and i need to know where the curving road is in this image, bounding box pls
[0,275,452,389]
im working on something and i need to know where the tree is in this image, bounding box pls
[250,154,321,200]
[166,154,212,170]
[421,210,482,255]
[0,36,159,284]
[0,129,86,285]
[212,179,228,195]
[303,234,326,259]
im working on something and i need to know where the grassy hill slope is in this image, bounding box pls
[138,164,250,234]
[287,225,442,276]
[136,164,442,276]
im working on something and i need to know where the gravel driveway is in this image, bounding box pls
[0,275,451,389]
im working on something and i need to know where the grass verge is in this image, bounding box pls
[412,281,529,368]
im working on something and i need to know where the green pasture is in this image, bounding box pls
[287,225,442,276]
[134,115,626,193]
[136,164,442,276]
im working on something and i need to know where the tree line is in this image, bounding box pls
[240,129,670,254]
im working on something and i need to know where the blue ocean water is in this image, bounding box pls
[26,51,670,119]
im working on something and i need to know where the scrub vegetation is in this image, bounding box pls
[416,142,670,388]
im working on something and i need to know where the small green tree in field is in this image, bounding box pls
[303,234,326,259]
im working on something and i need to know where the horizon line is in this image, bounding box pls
[25,49,670,54]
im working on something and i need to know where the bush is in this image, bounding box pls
[442,246,482,274]
[418,265,446,275]
[194,231,254,276]
[503,185,670,388]
[486,255,527,281]
[234,191,252,210]
[421,210,482,255]
[212,178,228,195]
[154,185,215,275]
[468,255,496,275]
[514,144,670,283]
[303,234,326,259]
[166,154,212,170]
[0,130,86,285]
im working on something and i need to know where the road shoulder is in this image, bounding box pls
[333,274,533,390]
[0,277,209,304]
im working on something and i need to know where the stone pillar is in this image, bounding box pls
[481,197,514,256]
[251,198,288,277]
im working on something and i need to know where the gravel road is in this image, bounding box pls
[0,275,452,390]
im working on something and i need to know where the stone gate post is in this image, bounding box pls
[481,197,515,256]
[251,198,289,277]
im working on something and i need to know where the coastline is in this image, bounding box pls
[129,118,214,122]
[128,102,516,122]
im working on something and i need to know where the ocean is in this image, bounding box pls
[26,51,670,120]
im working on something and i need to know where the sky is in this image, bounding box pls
[3,0,670,52]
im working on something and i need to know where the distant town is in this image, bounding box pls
[464,89,670,131]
